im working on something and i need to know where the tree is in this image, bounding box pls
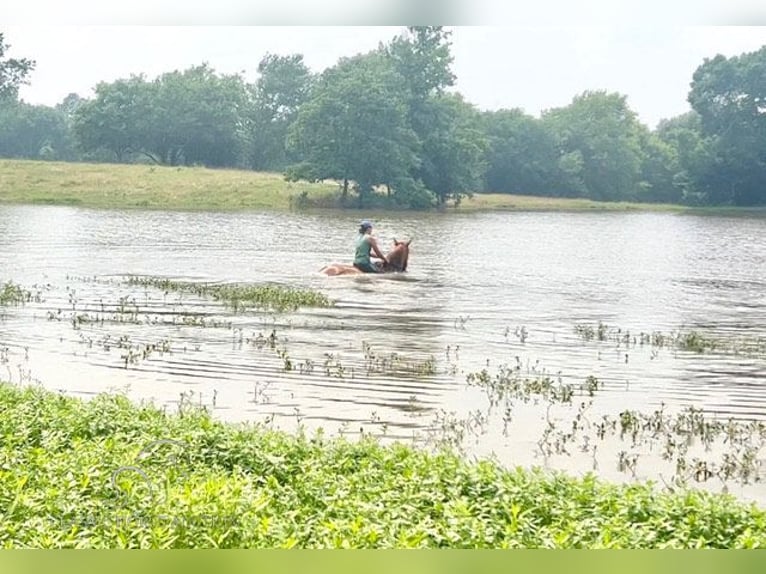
[482,109,563,196]
[543,91,646,201]
[150,64,249,167]
[634,127,680,203]
[56,92,86,119]
[688,47,766,205]
[0,102,77,160]
[0,33,35,102]
[247,53,313,170]
[73,65,249,167]
[386,27,485,205]
[286,52,418,207]
[73,75,153,162]
[415,94,488,205]
[386,26,456,105]
[655,112,710,204]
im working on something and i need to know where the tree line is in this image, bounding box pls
[1,28,765,207]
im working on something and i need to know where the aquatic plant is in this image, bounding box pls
[126,276,333,312]
[0,281,40,305]
[573,322,762,356]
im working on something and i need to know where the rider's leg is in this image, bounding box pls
[353,262,379,273]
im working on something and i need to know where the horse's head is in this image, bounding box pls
[385,238,411,272]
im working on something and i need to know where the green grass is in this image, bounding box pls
[456,193,687,212]
[6,159,762,213]
[1,382,765,548]
[0,159,338,211]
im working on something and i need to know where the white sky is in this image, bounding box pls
[3,7,766,129]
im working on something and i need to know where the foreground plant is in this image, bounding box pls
[1,382,765,548]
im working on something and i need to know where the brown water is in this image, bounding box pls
[2,205,766,501]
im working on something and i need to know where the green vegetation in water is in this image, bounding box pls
[0,281,41,305]
[462,359,766,491]
[126,276,333,312]
[573,322,765,356]
[2,381,766,549]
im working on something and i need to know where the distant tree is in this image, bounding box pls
[633,130,677,203]
[0,102,77,160]
[482,109,563,196]
[286,52,418,207]
[386,26,456,105]
[654,112,710,204]
[74,65,248,167]
[56,92,86,119]
[543,91,645,201]
[0,33,35,102]
[150,64,249,167]
[688,47,766,205]
[415,93,488,205]
[247,53,313,170]
[73,75,152,162]
[385,27,484,205]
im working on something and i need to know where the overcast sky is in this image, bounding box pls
[4,24,766,128]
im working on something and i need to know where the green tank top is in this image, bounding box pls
[354,234,371,265]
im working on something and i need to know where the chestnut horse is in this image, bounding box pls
[320,239,411,276]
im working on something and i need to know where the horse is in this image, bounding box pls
[320,239,411,276]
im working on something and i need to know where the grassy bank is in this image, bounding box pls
[456,193,685,212]
[0,159,729,213]
[0,159,337,210]
[1,382,765,548]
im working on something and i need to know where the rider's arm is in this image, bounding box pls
[369,237,388,263]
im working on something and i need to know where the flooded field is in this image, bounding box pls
[2,205,766,503]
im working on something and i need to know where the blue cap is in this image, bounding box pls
[360,220,373,229]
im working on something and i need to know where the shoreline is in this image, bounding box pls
[4,159,763,215]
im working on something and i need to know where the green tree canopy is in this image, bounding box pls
[0,33,35,102]
[151,64,249,167]
[0,102,77,160]
[482,109,563,196]
[543,91,645,201]
[74,65,248,166]
[387,26,456,105]
[248,53,314,170]
[415,93,488,205]
[73,75,152,162]
[688,47,766,205]
[286,52,418,207]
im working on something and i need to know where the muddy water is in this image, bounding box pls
[2,205,765,502]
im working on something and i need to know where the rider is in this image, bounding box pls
[353,220,388,273]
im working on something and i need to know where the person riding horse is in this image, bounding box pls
[319,221,411,276]
[353,220,388,273]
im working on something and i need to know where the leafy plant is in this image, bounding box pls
[2,382,766,548]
